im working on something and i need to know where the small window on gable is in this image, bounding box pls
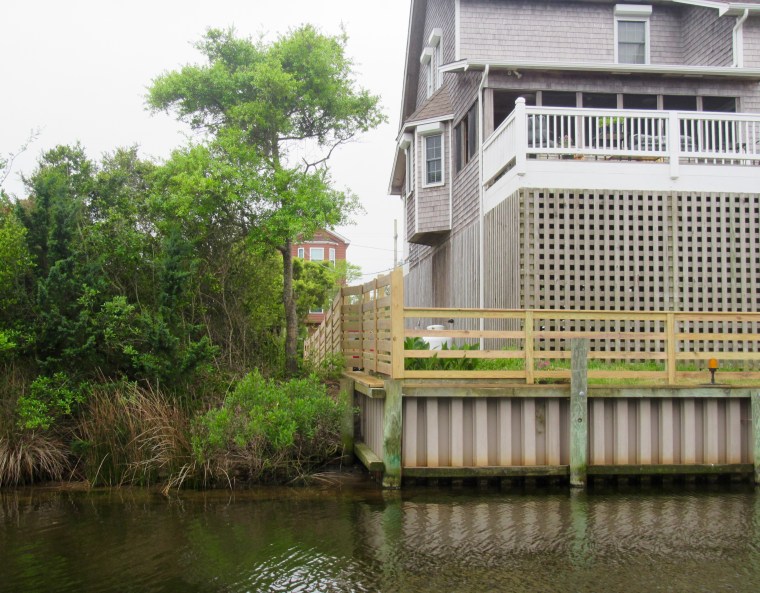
[615,5,651,65]
[310,247,324,261]
[297,247,305,259]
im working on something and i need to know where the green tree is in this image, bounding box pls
[147,25,384,375]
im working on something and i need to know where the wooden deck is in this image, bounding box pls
[309,271,760,488]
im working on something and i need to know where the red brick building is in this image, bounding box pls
[291,229,350,325]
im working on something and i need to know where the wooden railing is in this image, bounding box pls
[305,270,760,385]
[482,99,760,187]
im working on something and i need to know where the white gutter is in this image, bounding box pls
[440,59,760,79]
[477,65,489,341]
[733,9,750,67]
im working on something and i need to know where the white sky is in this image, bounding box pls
[0,0,409,279]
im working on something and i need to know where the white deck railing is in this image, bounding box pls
[482,99,760,186]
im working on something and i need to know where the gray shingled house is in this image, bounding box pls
[390,0,760,324]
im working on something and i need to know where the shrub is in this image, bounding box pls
[0,365,70,486]
[404,337,480,371]
[192,371,347,484]
[16,372,86,430]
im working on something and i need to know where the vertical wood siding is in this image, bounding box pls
[358,394,385,460]
[402,396,571,468]
[589,398,752,465]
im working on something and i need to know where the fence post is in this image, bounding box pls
[382,379,403,489]
[753,392,760,485]
[666,312,677,386]
[514,98,527,176]
[390,268,405,379]
[669,112,680,179]
[524,310,534,384]
[570,338,589,488]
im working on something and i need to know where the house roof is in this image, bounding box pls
[296,229,350,246]
[397,0,760,133]
[405,85,454,126]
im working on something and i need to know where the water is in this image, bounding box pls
[2,476,760,592]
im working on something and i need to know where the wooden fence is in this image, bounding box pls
[305,268,760,386]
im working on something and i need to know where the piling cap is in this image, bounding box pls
[708,358,719,370]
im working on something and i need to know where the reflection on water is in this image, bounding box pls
[2,480,760,593]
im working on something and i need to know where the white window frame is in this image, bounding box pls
[329,248,336,264]
[399,133,414,197]
[614,5,651,65]
[418,122,445,188]
[297,247,305,258]
[310,247,325,261]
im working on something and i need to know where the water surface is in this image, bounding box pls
[2,477,760,592]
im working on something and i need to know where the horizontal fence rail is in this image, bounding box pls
[482,99,760,187]
[306,270,760,386]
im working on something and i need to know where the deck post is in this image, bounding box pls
[382,379,403,489]
[339,376,356,464]
[753,392,760,485]
[570,338,589,488]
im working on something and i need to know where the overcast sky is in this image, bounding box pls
[0,0,409,279]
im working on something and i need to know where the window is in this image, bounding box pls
[542,91,577,108]
[582,93,617,109]
[455,102,478,173]
[424,134,443,186]
[493,91,536,130]
[297,247,305,258]
[405,147,414,195]
[615,5,651,65]
[310,247,324,261]
[663,95,697,111]
[623,93,657,110]
[422,28,442,98]
[329,248,336,264]
[703,96,736,113]
[309,307,324,314]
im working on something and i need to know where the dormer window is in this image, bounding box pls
[614,5,651,65]
[421,28,443,98]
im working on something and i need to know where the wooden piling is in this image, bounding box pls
[753,392,760,485]
[339,377,355,463]
[382,379,403,489]
[570,339,589,488]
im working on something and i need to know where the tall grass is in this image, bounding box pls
[75,381,196,490]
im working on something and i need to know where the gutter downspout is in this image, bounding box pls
[478,65,490,346]
[733,9,750,67]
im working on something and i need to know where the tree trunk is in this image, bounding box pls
[281,238,299,376]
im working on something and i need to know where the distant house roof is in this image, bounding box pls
[297,229,350,246]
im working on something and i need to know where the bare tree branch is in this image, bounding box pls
[1,128,41,189]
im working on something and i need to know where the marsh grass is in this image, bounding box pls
[75,381,196,489]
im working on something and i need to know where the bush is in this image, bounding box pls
[0,364,70,486]
[404,337,480,371]
[192,371,347,484]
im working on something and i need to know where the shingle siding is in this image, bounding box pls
[744,17,760,69]
[460,0,613,64]
[416,0,456,112]
[415,127,451,235]
[682,6,733,67]
[650,6,684,65]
